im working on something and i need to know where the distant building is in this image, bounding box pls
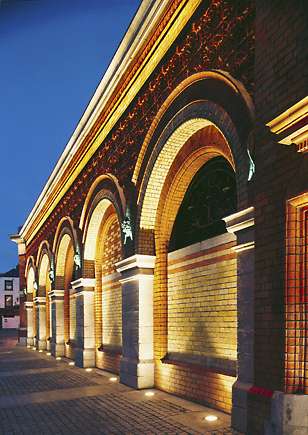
[0,266,20,329]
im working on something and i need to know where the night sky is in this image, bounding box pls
[0,0,140,272]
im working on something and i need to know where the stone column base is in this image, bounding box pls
[19,337,27,346]
[27,337,34,347]
[120,357,154,389]
[265,391,308,435]
[18,327,27,345]
[37,339,47,351]
[19,336,27,346]
[231,380,252,433]
[74,347,95,368]
[51,342,65,357]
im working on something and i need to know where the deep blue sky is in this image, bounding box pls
[0,0,140,272]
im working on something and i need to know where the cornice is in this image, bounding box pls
[20,0,201,245]
[266,96,308,153]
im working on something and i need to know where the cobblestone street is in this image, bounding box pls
[0,331,241,435]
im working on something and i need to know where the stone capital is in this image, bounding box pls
[33,296,46,305]
[49,289,65,300]
[224,207,255,251]
[116,254,155,273]
[223,206,254,233]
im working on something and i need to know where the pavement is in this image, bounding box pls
[0,330,241,435]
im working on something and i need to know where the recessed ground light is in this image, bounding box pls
[68,361,75,366]
[85,368,92,372]
[27,345,31,349]
[46,352,51,356]
[39,350,43,353]
[109,377,117,382]
[56,357,61,360]
[205,415,218,422]
[145,391,155,397]
[32,347,36,351]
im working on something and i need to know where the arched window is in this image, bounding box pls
[169,157,236,251]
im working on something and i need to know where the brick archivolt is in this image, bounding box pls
[38,253,51,339]
[55,233,74,290]
[137,100,244,255]
[133,70,254,186]
[81,193,123,363]
[134,98,242,409]
[26,265,35,297]
[38,253,50,297]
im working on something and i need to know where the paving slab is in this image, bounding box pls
[0,331,242,435]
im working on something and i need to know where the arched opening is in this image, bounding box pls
[169,156,236,251]
[55,233,74,358]
[37,252,51,350]
[26,265,35,346]
[137,104,244,412]
[83,197,123,373]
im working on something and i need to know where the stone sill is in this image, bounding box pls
[97,345,122,356]
[161,352,236,377]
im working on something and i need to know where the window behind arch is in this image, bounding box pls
[169,156,236,252]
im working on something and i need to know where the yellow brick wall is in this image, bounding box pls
[167,240,237,359]
[102,278,122,348]
[95,208,122,373]
[155,235,237,413]
[155,362,235,413]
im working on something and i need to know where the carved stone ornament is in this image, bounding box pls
[74,251,82,270]
[121,210,133,245]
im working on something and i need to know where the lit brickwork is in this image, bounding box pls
[136,106,240,411]
[153,235,237,413]
[14,1,308,432]
[37,253,50,349]
[84,200,122,373]
[26,266,35,346]
[285,193,308,394]
[55,233,74,357]
[167,237,237,360]
[137,104,238,256]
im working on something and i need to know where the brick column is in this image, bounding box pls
[224,206,255,433]
[25,300,34,347]
[46,293,52,351]
[10,235,27,344]
[71,278,95,368]
[50,290,65,357]
[116,255,155,389]
[34,297,46,350]
[69,287,77,344]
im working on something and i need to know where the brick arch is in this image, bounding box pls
[53,217,79,286]
[133,70,254,187]
[26,263,36,346]
[53,220,77,352]
[37,250,51,340]
[156,126,235,245]
[137,100,245,254]
[81,186,123,373]
[25,256,36,286]
[26,262,36,296]
[79,174,126,234]
[37,242,52,295]
[137,103,241,412]
[81,181,125,277]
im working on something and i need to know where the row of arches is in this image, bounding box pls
[24,71,254,414]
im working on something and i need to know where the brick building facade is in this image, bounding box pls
[11,1,307,433]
